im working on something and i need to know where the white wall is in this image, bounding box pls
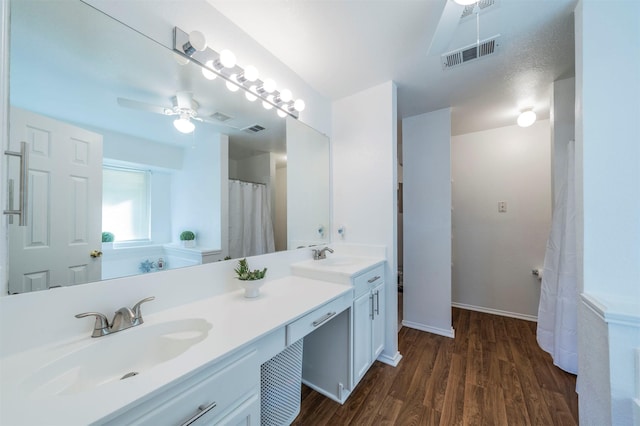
[451,120,551,320]
[332,81,400,365]
[575,1,640,424]
[402,108,453,337]
[550,78,575,207]
[172,133,225,250]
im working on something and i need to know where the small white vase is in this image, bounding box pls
[239,278,265,298]
[181,240,196,248]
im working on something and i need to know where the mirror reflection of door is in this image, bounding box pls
[8,108,103,293]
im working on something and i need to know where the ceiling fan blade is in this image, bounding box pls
[175,91,194,110]
[427,0,465,56]
[117,97,174,115]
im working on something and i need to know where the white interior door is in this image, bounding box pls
[8,107,103,293]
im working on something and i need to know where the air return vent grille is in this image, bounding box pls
[441,34,500,70]
[210,111,232,122]
[243,124,266,133]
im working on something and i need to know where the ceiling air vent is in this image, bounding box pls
[210,111,233,122]
[243,124,266,133]
[441,34,500,70]
[460,0,498,20]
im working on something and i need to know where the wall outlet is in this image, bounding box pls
[498,201,507,213]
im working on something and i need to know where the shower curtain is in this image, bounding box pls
[228,180,275,259]
[537,140,578,374]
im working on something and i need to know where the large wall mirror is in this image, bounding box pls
[5,0,330,294]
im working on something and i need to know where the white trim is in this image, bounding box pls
[377,351,402,367]
[301,379,349,404]
[582,293,640,327]
[402,320,455,338]
[452,302,538,322]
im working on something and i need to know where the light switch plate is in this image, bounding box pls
[498,201,507,213]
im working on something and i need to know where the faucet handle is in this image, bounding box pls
[132,296,155,323]
[75,312,110,338]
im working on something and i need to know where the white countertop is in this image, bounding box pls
[0,276,352,426]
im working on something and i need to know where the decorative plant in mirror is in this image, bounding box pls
[102,232,115,243]
[180,230,196,248]
[234,258,268,298]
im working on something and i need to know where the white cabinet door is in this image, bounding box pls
[372,282,385,360]
[216,393,260,426]
[353,291,373,386]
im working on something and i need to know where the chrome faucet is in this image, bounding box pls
[312,246,334,260]
[75,296,155,338]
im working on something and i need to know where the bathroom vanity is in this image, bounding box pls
[0,252,386,425]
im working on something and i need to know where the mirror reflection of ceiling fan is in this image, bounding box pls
[428,0,501,70]
[117,91,249,134]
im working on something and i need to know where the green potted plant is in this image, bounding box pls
[234,258,267,298]
[180,230,196,248]
[102,231,115,249]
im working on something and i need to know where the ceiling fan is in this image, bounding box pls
[427,0,500,65]
[118,91,221,134]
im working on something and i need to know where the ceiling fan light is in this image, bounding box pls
[173,116,195,134]
[219,49,236,69]
[517,109,537,127]
[202,60,217,80]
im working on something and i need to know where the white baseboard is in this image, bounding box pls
[402,320,455,338]
[301,379,349,404]
[377,351,402,367]
[452,302,538,322]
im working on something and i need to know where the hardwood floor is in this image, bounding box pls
[292,308,578,425]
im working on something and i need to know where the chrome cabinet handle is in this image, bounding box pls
[367,275,381,284]
[375,290,380,315]
[370,294,374,320]
[312,311,336,327]
[180,401,217,426]
[4,141,29,226]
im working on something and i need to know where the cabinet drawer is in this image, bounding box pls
[353,265,384,298]
[286,291,351,346]
[107,350,259,426]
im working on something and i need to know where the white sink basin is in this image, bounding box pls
[316,256,358,267]
[23,318,212,397]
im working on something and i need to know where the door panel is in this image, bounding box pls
[8,107,103,293]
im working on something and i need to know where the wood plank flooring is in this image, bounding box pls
[292,308,578,425]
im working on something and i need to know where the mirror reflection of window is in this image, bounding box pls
[102,166,151,242]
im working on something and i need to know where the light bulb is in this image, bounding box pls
[173,115,195,134]
[294,99,306,112]
[183,30,207,56]
[517,109,537,127]
[453,0,477,5]
[277,108,288,118]
[219,49,236,68]
[245,85,258,102]
[262,95,274,110]
[226,74,240,92]
[262,78,276,93]
[244,65,259,82]
[280,89,293,103]
[202,60,217,80]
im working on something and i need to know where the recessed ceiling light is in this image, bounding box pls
[517,109,537,128]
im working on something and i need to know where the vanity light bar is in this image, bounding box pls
[173,27,301,119]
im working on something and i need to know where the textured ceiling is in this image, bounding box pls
[209,0,577,135]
